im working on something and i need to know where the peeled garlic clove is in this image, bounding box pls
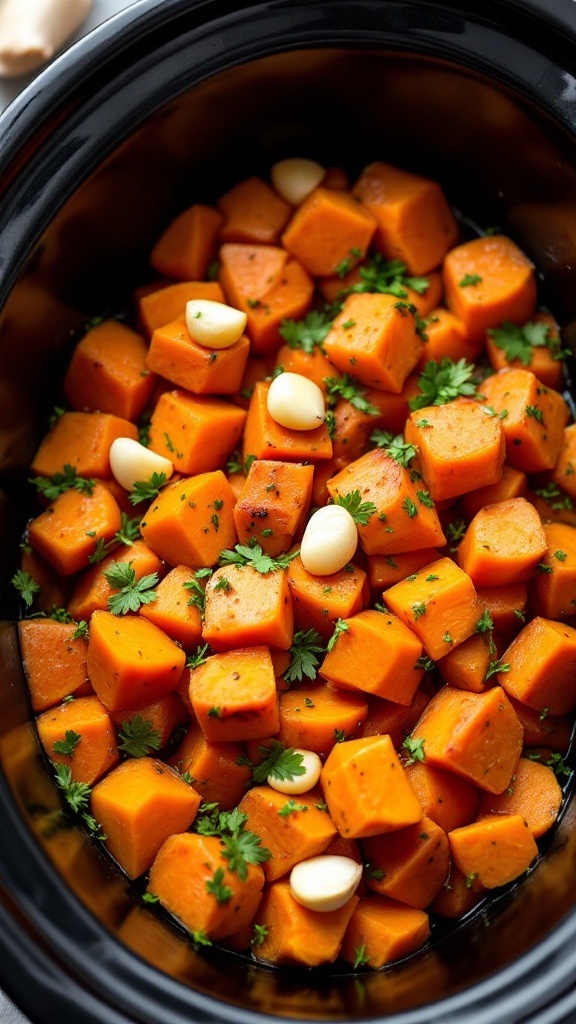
[300,504,358,575]
[0,0,93,78]
[109,437,174,493]
[185,299,247,350]
[290,855,363,912]
[267,372,325,431]
[270,158,326,206]
[267,749,322,795]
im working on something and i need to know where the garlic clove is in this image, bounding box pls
[109,437,174,493]
[300,504,358,575]
[290,855,363,912]
[270,158,326,206]
[267,372,325,431]
[267,749,322,795]
[185,299,247,350]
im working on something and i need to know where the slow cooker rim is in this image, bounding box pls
[1,1,576,1022]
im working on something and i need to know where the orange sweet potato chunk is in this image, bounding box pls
[138,281,226,337]
[419,306,483,366]
[30,412,138,480]
[281,187,376,277]
[458,497,547,588]
[148,832,265,940]
[203,565,293,652]
[323,293,423,393]
[239,785,337,882]
[218,176,292,244]
[362,815,450,908]
[480,368,569,473]
[243,381,333,463]
[147,390,246,476]
[353,161,458,275]
[530,521,576,621]
[340,896,430,969]
[91,758,201,879]
[286,555,368,640]
[278,683,368,759]
[443,235,537,343]
[477,756,562,838]
[139,564,203,648]
[139,471,237,569]
[190,646,279,742]
[87,610,186,712]
[28,484,122,576]
[253,881,357,967]
[37,695,119,785]
[411,685,523,794]
[233,460,313,556]
[498,616,576,715]
[448,814,538,888]
[109,693,188,751]
[321,735,423,839]
[64,320,156,421]
[552,423,576,499]
[67,540,163,623]
[404,399,506,502]
[485,311,565,390]
[460,465,527,523]
[404,761,480,832]
[19,619,89,712]
[319,609,424,704]
[150,203,223,280]
[147,315,250,395]
[168,721,251,810]
[383,556,480,661]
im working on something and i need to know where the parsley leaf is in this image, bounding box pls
[459,273,482,287]
[12,569,41,608]
[104,561,158,615]
[333,489,377,525]
[186,643,211,670]
[284,628,325,684]
[278,799,308,817]
[327,617,349,652]
[194,802,271,880]
[279,310,332,354]
[238,740,306,786]
[349,253,429,298]
[218,541,298,574]
[53,730,82,757]
[53,762,91,813]
[29,464,95,501]
[484,658,510,681]
[183,569,213,615]
[402,735,425,764]
[409,358,478,411]
[324,374,379,415]
[206,867,233,904]
[251,924,268,947]
[128,472,168,505]
[534,482,574,511]
[118,715,161,757]
[370,429,418,467]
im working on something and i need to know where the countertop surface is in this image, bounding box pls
[0,10,139,1024]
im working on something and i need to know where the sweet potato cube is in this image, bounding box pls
[218,176,291,244]
[109,693,189,751]
[353,161,458,275]
[341,896,430,970]
[458,497,548,587]
[321,735,423,839]
[147,390,246,476]
[87,610,186,712]
[168,721,251,810]
[203,564,293,652]
[477,756,562,838]
[139,564,203,648]
[368,548,441,591]
[278,683,368,759]
[326,449,445,556]
[233,460,314,556]
[476,583,528,643]
[91,758,201,879]
[448,814,538,888]
[498,616,576,715]
[430,866,485,919]
[530,522,576,621]
[28,483,122,576]
[238,786,337,882]
[253,881,357,967]
[443,235,537,343]
[138,281,226,337]
[485,311,564,390]
[437,632,494,693]
[64,320,155,421]
[362,816,450,908]
[150,203,223,280]
[411,685,523,794]
[320,609,424,704]
[281,187,376,277]
[147,315,250,395]
[139,472,237,569]
[383,556,480,660]
[149,832,264,940]
[419,306,483,365]
[286,555,367,640]
[30,412,138,480]
[404,761,480,833]
[405,399,505,502]
[360,688,432,750]
[460,465,527,523]
[19,619,89,712]
[323,293,423,393]
[552,423,576,499]
[509,697,571,753]
[243,381,332,462]
[37,695,118,785]
[480,367,569,473]
[67,540,163,623]
[190,646,279,742]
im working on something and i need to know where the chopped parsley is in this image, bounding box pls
[29,464,95,501]
[324,374,379,415]
[12,570,41,608]
[219,541,298,574]
[129,471,168,505]
[402,736,425,764]
[118,715,162,757]
[487,319,567,364]
[104,561,158,615]
[237,740,306,786]
[409,358,478,411]
[279,310,332,353]
[327,617,349,652]
[53,730,82,757]
[370,429,418,467]
[284,628,325,684]
[333,489,377,525]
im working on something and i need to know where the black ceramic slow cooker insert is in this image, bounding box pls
[0,1,575,1022]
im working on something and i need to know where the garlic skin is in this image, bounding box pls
[271,158,326,206]
[0,0,93,78]
[290,855,363,912]
[185,299,247,350]
[300,505,358,575]
[267,749,322,795]
[109,437,174,493]
[267,372,326,431]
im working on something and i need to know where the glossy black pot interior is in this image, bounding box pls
[1,1,576,1022]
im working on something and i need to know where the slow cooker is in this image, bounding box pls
[0,1,575,1021]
